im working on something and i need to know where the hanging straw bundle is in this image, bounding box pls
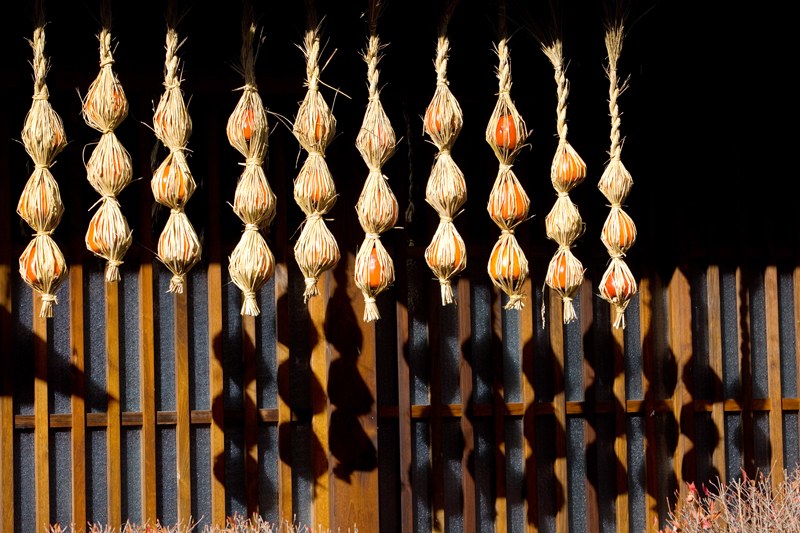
[225,0,277,316]
[81,0,133,283]
[292,1,340,303]
[524,7,586,324]
[151,4,202,294]
[17,6,68,318]
[423,0,466,306]
[598,5,637,328]
[353,0,399,322]
[485,1,531,310]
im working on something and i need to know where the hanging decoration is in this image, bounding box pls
[424,0,466,306]
[151,3,202,294]
[292,0,340,303]
[82,0,133,283]
[353,0,398,323]
[531,12,587,324]
[226,0,276,316]
[17,3,68,318]
[598,7,637,329]
[486,0,530,310]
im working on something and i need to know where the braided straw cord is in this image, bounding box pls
[152,0,202,294]
[353,0,399,322]
[599,8,637,329]
[226,0,276,316]
[423,0,466,306]
[82,0,133,283]
[292,0,340,303]
[485,0,531,310]
[17,0,68,318]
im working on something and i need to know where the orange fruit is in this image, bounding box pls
[368,246,382,288]
[489,243,521,281]
[495,115,517,150]
[603,210,635,249]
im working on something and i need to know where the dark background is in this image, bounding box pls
[0,0,793,268]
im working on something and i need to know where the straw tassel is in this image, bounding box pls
[17,3,68,318]
[485,1,531,310]
[151,3,202,294]
[598,7,638,328]
[424,0,466,306]
[292,1,340,303]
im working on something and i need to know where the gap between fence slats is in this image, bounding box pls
[243,314,260,517]
[106,281,122,529]
[395,244,413,533]
[521,277,538,533]
[737,266,755,478]
[640,268,659,530]
[580,280,598,533]
[429,276,444,533]
[458,276,475,533]
[491,286,507,533]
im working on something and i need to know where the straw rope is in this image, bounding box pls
[599,8,637,329]
[151,0,202,294]
[17,1,68,318]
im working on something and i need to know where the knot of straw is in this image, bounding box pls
[499,163,513,173]
[245,156,264,167]
[34,230,54,237]
[557,191,569,198]
[244,290,257,301]
[32,90,49,101]
[244,223,260,232]
[307,212,323,222]
[611,202,621,209]
[440,216,453,224]
[170,208,183,215]
[34,163,51,170]
[364,296,376,304]
[501,229,514,236]
[99,57,115,68]
[108,259,123,268]
[41,293,58,304]
[557,244,572,252]
[439,149,451,156]
[563,296,572,303]
[365,232,379,240]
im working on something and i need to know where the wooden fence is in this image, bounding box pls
[0,2,798,533]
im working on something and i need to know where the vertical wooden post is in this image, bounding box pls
[612,322,628,533]
[706,265,726,483]
[310,272,331,530]
[764,265,784,488]
[34,297,49,532]
[175,290,191,522]
[106,281,122,528]
[458,277,475,533]
[548,290,568,533]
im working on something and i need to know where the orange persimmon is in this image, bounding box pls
[86,216,103,253]
[429,232,463,270]
[368,246,382,288]
[553,253,568,290]
[603,210,635,250]
[155,163,186,201]
[243,109,255,141]
[490,180,526,223]
[489,244,521,281]
[554,148,586,186]
[495,115,517,150]
[604,266,633,300]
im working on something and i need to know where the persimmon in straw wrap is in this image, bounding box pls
[424,0,467,306]
[226,2,277,317]
[151,16,201,294]
[292,8,340,303]
[485,10,531,310]
[541,37,587,324]
[598,14,637,329]
[353,1,399,323]
[81,2,133,283]
[17,16,68,318]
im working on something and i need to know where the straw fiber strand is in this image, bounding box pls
[226,0,278,316]
[17,5,68,317]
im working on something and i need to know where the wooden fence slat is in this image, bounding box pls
[548,290,568,533]
[764,265,784,487]
[612,317,628,533]
[640,269,659,530]
[206,100,226,526]
[429,278,444,533]
[492,287,507,533]
[138,95,158,522]
[310,272,331,530]
[457,277,475,533]
[106,282,122,528]
[243,314,259,517]
[175,291,191,522]
[737,266,755,477]
[521,278,538,533]
[706,265,726,483]
[579,280,598,533]
[0,108,14,533]
[669,265,695,499]
[34,296,49,532]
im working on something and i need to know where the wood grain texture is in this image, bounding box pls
[243,314,260,517]
[521,277,538,533]
[310,271,331,530]
[33,296,49,532]
[580,280,598,533]
[205,101,226,526]
[611,315,628,533]
[639,269,659,531]
[137,95,157,522]
[175,290,191,522]
[705,265,726,483]
[669,266,695,500]
[548,290,569,533]
[763,265,784,487]
[0,108,14,533]
[105,281,122,529]
[457,277,475,533]
[491,287,507,533]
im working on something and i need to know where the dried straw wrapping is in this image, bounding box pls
[488,232,528,310]
[425,220,466,305]
[598,10,638,328]
[151,19,202,294]
[225,1,278,316]
[18,17,68,317]
[544,248,584,323]
[82,3,134,282]
[354,237,395,322]
[292,11,340,302]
